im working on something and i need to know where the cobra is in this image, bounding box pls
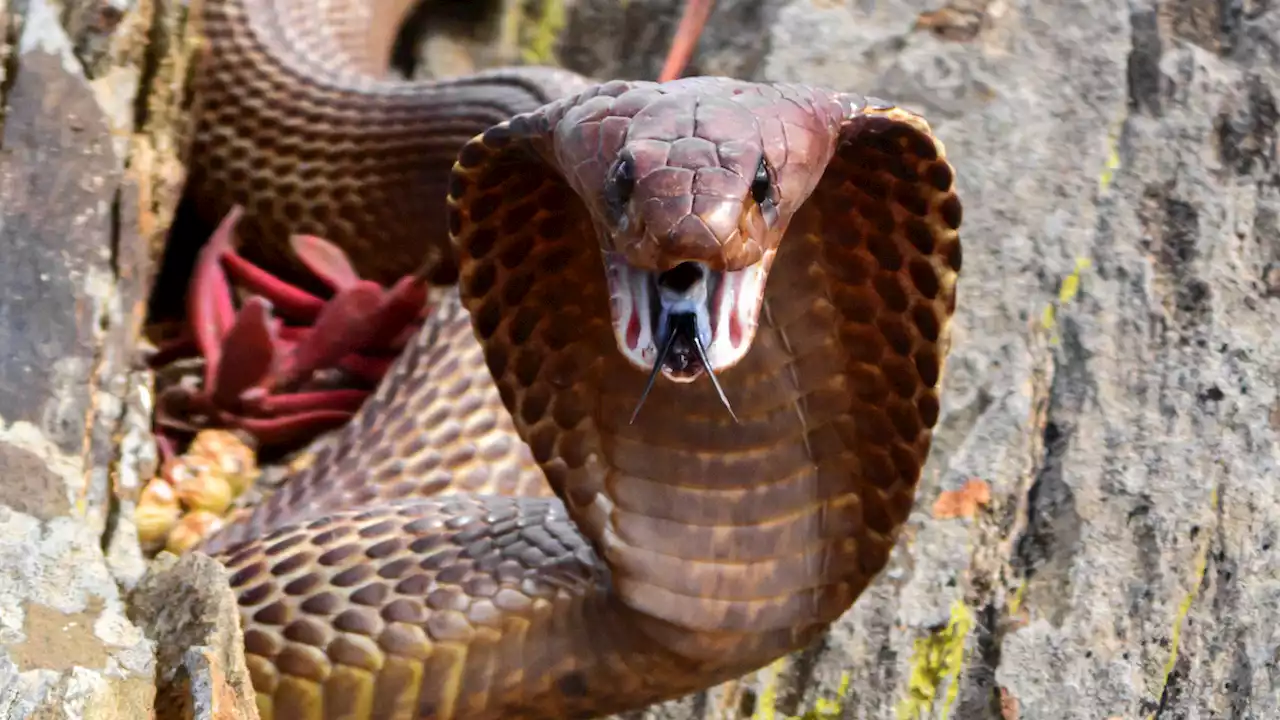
[171,0,966,717]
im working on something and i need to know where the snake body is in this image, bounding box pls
[183,0,965,718]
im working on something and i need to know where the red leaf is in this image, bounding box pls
[361,275,429,351]
[251,389,370,416]
[220,251,327,322]
[291,234,362,292]
[276,325,309,341]
[189,207,242,387]
[236,410,355,447]
[212,297,279,408]
[336,353,397,385]
[275,282,385,385]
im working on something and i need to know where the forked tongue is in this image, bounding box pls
[629,311,739,425]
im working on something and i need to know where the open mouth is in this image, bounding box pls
[603,253,769,422]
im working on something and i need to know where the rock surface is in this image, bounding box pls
[0,0,215,715]
[560,0,1280,717]
[128,552,261,720]
[4,0,1279,718]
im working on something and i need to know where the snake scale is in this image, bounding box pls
[178,0,965,717]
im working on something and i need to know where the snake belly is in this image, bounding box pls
[183,1,966,719]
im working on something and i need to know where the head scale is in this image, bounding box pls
[550,79,841,415]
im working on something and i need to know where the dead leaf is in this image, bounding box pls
[999,687,1019,719]
[932,478,992,519]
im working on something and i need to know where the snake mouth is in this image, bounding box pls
[604,253,766,383]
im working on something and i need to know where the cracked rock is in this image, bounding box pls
[0,511,156,718]
[128,553,259,720]
[556,0,1280,717]
[1,0,193,713]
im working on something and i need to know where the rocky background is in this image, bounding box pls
[1,0,1278,718]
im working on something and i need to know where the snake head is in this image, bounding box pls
[552,78,843,384]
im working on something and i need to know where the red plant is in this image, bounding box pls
[149,207,430,456]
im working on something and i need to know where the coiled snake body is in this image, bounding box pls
[182,0,965,717]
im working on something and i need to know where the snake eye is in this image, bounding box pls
[751,156,773,207]
[605,154,636,220]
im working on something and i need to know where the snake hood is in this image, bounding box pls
[544,78,852,389]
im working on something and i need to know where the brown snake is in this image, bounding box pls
[178,0,965,717]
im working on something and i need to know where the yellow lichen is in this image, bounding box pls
[751,659,850,720]
[1008,579,1028,616]
[1098,119,1123,193]
[518,0,566,66]
[896,599,974,720]
[753,658,788,720]
[799,672,851,719]
[1040,257,1093,346]
[1098,144,1122,193]
[1040,303,1056,332]
[1057,257,1091,304]
[1145,486,1218,719]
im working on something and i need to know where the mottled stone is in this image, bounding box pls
[129,554,261,719]
[0,0,195,714]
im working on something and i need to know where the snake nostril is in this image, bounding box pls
[656,262,705,294]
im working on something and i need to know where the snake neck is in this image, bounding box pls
[479,224,906,671]
[591,331,889,668]
[247,0,420,79]
[187,0,591,286]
